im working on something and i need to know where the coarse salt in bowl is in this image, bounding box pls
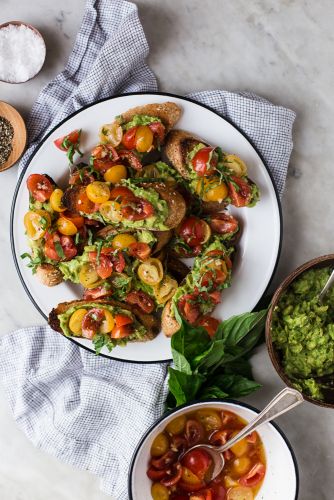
[0,21,46,83]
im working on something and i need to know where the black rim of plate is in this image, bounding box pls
[10,91,283,364]
[128,398,299,500]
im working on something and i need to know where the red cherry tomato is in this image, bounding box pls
[146,467,167,481]
[228,176,252,207]
[54,129,80,151]
[122,126,138,149]
[177,216,207,247]
[239,462,265,487]
[128,242,151,260]
[75,188,97,214]
[209,481,226,500]
[150,450,177,470]
[182,449,212,481]
[81,308,105,339]
[27,174,53,202]
[117,150,143,170]
[69,169,95,186]
[246,431,258,444]
[148,121,165,142]
[191,147,217,177]
[125,290,155,314]
[208,213,239,235]
[110,251,126,273]
[170,435,187,453]
[44,232,77,261]
[161,463,183,487]
[178,294,201,324]
[189,489,213,500]
[209,429,229,446]
[83,286,113,300]
[178,480,206,493]
[185,419,205,446]
[89,252,114,279]
[110,324,132,339]
[109,186,135,202]
[121,197,154,221]
[114,314,133,327]
[197,316,220,338]
[93,158,118,173]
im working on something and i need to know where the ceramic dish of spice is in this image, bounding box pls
[266,254,334,409]
[0,101,27,172]
[0,21,46,84]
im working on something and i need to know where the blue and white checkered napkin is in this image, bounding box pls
[0,0,295,498]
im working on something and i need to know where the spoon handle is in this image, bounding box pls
[318,268,334,303]
[217,387,303,453]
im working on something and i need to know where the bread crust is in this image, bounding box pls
[161,299,180,337]
[118,102,182,133]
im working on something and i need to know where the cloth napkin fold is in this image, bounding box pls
[1,0,295,499]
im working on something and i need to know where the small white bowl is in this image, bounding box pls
[128,400,299,499]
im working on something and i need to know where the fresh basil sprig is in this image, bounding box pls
[166,309,267,409]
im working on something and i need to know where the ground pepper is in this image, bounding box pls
[0,116,14,166]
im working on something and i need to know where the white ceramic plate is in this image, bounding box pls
[129,400,298,499]
[11,92,281,363]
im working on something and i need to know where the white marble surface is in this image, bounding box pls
[0,0,334,498]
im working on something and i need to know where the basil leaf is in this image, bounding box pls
[199,386,229,399]
[168,367,205,406]
[192,340,226,372]
[215,309,267,346]
[87,229,93,245]
[206,373,261,397]
[54,241,65,259]
[171,349,192,375]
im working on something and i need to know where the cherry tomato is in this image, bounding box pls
[50,188,66,212]
[165,415,186,436]
[151,483,170,500]
[27,174,53,202]
[128,242,151,260]
[79,262,102,289]
[170,435,187,453]
[109,186,135,202]
[135,125,154,152]
[82,286,113,300]
[210,482,226,500]
[121,197,155,221]
[54,129,80,151]
[208,213,239,235]
[147,468,167,481]
[185,419,205,446]
[99,201,123,223]
[69,309,87,336]
[99,122,123,147]
[93,158,118,173]
[178,294,201,324]
[150,433,170,458]
[117,150,143,170]
[196,409,222,431]
[177,217,211,247]
[86,181,110,204]
[209,430,229,446]
[246,431,258,444]
[195,178,228,202]
[111,233,137,250]
[182,449,212,481]
[192,147,218,177]
[57,216,78,236]
[201,269,227,289]
[75,188,97,214]
[114,314,133,327]
[148,121,165,143]
[179,467,204,490]
[238,462,265,487]
[69,168,95,186]
[189,489,213,500]
[24,210,51,240]
[103,164,127,183]
[197,316,220,337]
[223,154,247,177]
[81,308,105,339]
[89,252,113,279]
[228,176,252,207]
[126,290,155,314]
[60,211,84,228]
[110,324,132,339]
[161,463,182,487]
[44,232,77,261]
[110,251,126,273]
[151,450,177,470]
[122,126,138,149]
[226,486,253,500]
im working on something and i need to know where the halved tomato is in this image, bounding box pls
[191,147,218,177]
[44,232,77,261]
[110,324,133,339]
[128,242,151,260]
[125,290,155,314]
[54,129,80,151]
[122,126,138,149]
[197,316,220,338]
[238,462,265,487]
[27,174,53,202]
[228,176,252,207]
[208,213,239,235]
[114,314,133,327]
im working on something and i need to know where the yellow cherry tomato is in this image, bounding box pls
[151,483,170,500]
[24,210,51,240]
[99,200,123,222]
[196,178,229,202]
[165,415,186,435]
[181,467,202,485]
[79,263,102,289]
[57,216,78,236]
[99,122,123,147]
[226,486,253,500]
[100,310,115,334]
[153,276,178,305]
[233,456,251,475]
[137,258,163,286]
[86,181,110,204]
[69,309,88,336]
[103,164,128,183]
[150,433,169,457]
[223,154,248,177]
[225,476,239,488]
[230,434,249,457]
[135,125,154,153]
[50,188,66,212]
[195,409,221,431]
[111,233,137,250]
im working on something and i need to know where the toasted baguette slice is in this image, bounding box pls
[49,299,160,342]
[96,226,172,255]
[164,130,227,213]
[161,299,180,337]
[36,264,63,287]
[117,102,182,133]
[63,183,186,230]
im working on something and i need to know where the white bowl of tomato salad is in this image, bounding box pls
[128,400,298,500]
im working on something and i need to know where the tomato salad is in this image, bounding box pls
[148,408,266,500]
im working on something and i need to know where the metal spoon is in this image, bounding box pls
[318,268,334,303]
[182,387,303,481]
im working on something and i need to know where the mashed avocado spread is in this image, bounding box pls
[271,267,334,400]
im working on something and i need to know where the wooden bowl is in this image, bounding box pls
[266,254,334,409]
[0,101,27,172]
[0,21,46,83]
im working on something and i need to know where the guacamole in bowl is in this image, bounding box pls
[266,256,334,407]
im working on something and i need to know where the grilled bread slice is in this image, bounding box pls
[161,299,180,337]
[117,102,182,134]
[49,298,160,342]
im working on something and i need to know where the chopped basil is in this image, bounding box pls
[54,241,65,259]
